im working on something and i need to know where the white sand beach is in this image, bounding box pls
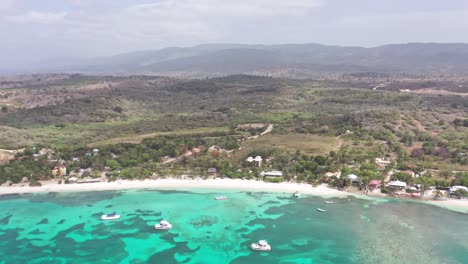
[0,178,347,196]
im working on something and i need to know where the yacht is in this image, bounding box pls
[324,201,334,204]
[215,196,228,200]
[294,191,300,198]
[155,220,172,230]
[251,240,271,251]
[317,208,326,212]
[101,212,120,220]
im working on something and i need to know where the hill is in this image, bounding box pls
[27,43,468,77]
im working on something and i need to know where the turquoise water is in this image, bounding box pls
[0,189,467,264]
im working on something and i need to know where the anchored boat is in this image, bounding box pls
[101,212,120,220]
[251,240,271,251]
[155,220,172,230]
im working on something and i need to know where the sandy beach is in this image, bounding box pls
[1,178,467,212]
[0,178,346,196]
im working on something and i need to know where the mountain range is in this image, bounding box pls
[12,43,468,76]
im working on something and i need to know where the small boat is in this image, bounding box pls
[155,220,172,230]
[294,191,300,198]
[317,208,326,212]
[215,196,228,200]
[101,212,120,220]
[324,201,334,204]
[251,240,271,251]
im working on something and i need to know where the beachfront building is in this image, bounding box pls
[449,185,468,198]
[207,168,218,176]
[347,174,360,183]
[369,180,381,189]
[325,171,342,178]
[52,165,67,177]
[262,170,283,179]
[388,180,407,191]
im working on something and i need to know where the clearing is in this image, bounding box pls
[238,134,341,156]
[89,126,229,146]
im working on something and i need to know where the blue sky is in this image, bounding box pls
[1,0,468,68]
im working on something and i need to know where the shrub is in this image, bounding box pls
[29,180,42,187]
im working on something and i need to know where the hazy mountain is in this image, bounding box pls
[13,43,468,76]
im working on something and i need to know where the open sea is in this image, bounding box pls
[0,189,467,264]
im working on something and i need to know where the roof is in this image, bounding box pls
[262,170,283,177]
[254,156,262,161]
[369,180,381,185]
[388,180,407,187]
[450,185,468,192]
[347,174,359,180]
[246,157,254,162]
[207,168,217,173]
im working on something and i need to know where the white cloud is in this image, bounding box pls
[7,11,67,24]
[129,0,323,17]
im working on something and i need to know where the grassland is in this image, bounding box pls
[238,134,341,156]
[89,126,229,146]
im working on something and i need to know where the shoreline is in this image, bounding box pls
[0,178,467,213]
[0,178,347,197]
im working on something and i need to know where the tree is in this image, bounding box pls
[415,176,433,199]
[1,106,7,113]
[106,160,120,170]
[225,137,239,150]
[454,189,468,198]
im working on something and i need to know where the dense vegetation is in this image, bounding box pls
[0,74,466,193]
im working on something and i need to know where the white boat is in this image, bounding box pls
[294,191,300,198]
[324,201,334,204]
[101,212,120,220]
[155,220,172,230]
[317,208,326,212]
[215,196,228,200]
[251,240,271,251]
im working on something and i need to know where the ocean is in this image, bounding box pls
[0,189,466,264]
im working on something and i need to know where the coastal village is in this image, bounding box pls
[1,122,467,203]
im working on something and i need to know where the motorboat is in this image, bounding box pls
[215,196,228,200]
[101,212,120,220]
[294,191,300,198]
[155,220,172,230]
[324,201,334,204]
[317,208,326,212]
[251,240,271,251]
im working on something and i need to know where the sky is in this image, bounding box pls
[1,0,468,68]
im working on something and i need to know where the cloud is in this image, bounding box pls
[7,11,67,24]
[129,0,323,17]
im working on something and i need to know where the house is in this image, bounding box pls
[52,165,67,177]
[375,158,392,167]
[369,180,381,188]
[347,174,360,182]
[253,156,263,167]
[262,170,283,178]
[246,156,263,167]
[208,146,220,157]
[325,171,342,178]
[207,168,217,176]
[388,180,407,190]
[92,149,99,155]
[449,185,468,192]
